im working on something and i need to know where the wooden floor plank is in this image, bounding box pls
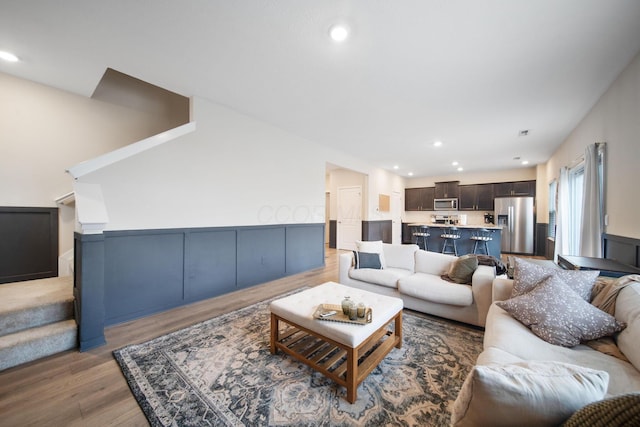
[0,246,343,426]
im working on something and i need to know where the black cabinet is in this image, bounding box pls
[404,180,534,212]
[476,183,495,210]
[458,185,476,210]
[459,184,494,210]
[494,180,535,197]
[434,181,459,199]
[405,187,435,211]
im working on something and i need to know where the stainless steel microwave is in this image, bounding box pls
[434,198,458,211]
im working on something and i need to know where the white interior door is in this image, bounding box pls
[391,191,402,245]
[337,186,362,251]
[325,192,330,245]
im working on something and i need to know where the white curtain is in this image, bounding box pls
[580,143,603,257]
[554,167,570,261]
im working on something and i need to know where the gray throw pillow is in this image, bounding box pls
[352,251,382,269]
[497,275,626,347]
[445,255,478,284]
[512,258,599,301]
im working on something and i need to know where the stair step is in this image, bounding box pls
[0,319,77,371]
[0,276,74,336]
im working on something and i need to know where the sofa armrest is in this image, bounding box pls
[492,278,514,302]
[471,265,496,327]
[339,252,355,284]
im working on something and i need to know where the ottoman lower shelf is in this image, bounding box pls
[270,311,402,403]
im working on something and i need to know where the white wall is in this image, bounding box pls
[366,168,406,221]
[326,166,407,224]
[326,169,366,222]
[536,163,549,223]
[546,51,640,240]
[79,97,374,230]
[0,72,175,254]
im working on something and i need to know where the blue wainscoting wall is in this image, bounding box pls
[75,223,325,351]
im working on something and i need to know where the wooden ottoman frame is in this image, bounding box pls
[270,309,402,403]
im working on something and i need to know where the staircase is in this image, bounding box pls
[0,276,77,371]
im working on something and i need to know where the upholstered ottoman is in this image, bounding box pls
[269,281,403,403]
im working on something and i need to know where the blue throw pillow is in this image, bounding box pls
[353,251,382,269]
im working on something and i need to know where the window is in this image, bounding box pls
[567,164,584,255]
[562,143,605,256]
[548,180,557,239]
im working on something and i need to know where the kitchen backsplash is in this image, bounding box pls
[404,210,493,225]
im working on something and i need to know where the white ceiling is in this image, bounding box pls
[2,1,640,177]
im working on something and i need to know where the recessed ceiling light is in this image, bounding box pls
[393,165,399,170]
[433,141,443,147]
[408,172,414,176]
[457,167,464,172]
[522,160,529,165]
[0,51,19,62]
[329,25,349,42]
[452,161,459,166]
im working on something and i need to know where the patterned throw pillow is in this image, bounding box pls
[512,258,599,301]
[497,275,626,347]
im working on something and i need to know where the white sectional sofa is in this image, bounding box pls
[451,269,640,426]
[338,243,496,327]
[480,276,640,396]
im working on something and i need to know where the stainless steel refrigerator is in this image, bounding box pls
[495,196,534,254]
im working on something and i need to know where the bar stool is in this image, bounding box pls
[471,228,493,256]
[412,225,430,251]
[441,227,461,256]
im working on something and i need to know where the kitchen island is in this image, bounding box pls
[407,224,502,257]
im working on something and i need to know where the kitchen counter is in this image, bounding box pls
[406,223,502,257]
[408,223,502,230]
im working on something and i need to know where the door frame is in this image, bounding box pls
[337,185,362,251]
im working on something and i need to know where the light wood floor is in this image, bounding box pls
[0,247,345,427]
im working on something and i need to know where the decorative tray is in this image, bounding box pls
[313,303,372,325]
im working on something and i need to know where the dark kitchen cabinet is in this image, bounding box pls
[434,181,459,199]
[476,183,495,209]
[405,187,435,211]
[494,180,536,197]
[458,185,476,210]
[459,184,494,210]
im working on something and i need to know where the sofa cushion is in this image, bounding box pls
[414,250,456,276]
[355,240,386,268]
[497,275,626,347]
[616,282,640,371]
[512,257,598,301]
[444,254,478,284]
[382,243,419,271]
[352,251,382,269]
[484,303,640,395]
[398,273,473,306]
[451,361,609,427]
[348,267,411,288]
[476,346,525,366]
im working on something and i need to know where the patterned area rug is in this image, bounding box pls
[114,290,484,426]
